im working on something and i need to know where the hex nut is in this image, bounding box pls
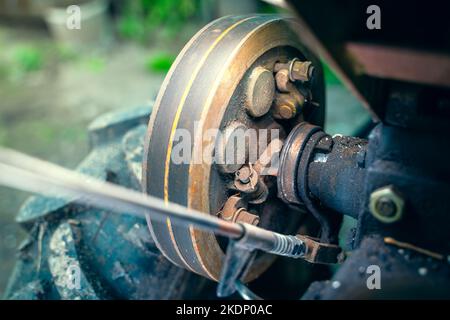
[369,185,404,223]
[290,60,314,82]
[245,66,275,117]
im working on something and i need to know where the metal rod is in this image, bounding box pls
[0,147,306,260]
[0,147,243,239]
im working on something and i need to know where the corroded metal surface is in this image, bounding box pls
[143,15,325,281]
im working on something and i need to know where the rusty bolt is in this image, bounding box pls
[272,94,297,120]
[369,186,404,223]
[221,195,247,221]
[278,104,295,119]
[235,166,252,184]
[220,196,259,226]
[375,197,396,217]
[289,59,314,82]
[245,66,275,117]
[234,165,259,193]
[275,69,291,93]
[234,208,260,225]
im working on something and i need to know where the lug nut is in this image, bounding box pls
[369,185,404,223]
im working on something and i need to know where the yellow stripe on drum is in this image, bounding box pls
[162,16,258,271]
[187,17,299,280]
[144,15,236,271]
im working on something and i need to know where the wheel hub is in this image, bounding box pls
[143,15,325,281]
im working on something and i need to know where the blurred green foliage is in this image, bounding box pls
[84,56,106,73]
[56,45,79,62]
[118,0,199,42]
[145,52,176,73]
[0,45,45,81]
[12,46,43,73]
[118,0,200,73]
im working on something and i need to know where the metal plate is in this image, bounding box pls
[143,15,325,281]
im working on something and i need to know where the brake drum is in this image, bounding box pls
[143,15,325,281]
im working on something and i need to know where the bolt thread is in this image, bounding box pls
[270,234,306,258]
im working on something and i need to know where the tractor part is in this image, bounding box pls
[0,147,311,298]
[142,15,325,282]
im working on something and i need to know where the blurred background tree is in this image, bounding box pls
[117,0,201,73]
[118,0,199,42]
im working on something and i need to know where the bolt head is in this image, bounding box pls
[272,94,297,120]
[375,196,397,217]
[279,104,295,119]
[236,166,252,184]
[369,185,404,223]
[291,60,313,82]
[235,209,260,226]
[245,67,275,117]
[275,69,290,92]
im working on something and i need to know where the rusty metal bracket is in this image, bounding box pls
[296,234,343,264]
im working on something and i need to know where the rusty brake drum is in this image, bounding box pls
[143,15,325,281]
